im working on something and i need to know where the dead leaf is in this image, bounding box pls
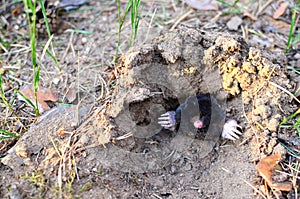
[265,16,290,35]
[243,11,257,21]
[57,128,66,136]
[11,7,22,15]
[183,0,219,11]
[64,87,77,103]
[256,153,293,192]
[273,2,289,19]
[18,84,58,113]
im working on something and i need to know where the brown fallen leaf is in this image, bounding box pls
[243,11,257,21]
[256,153,293,192]
[273,2,289,19]
[18,84,58,113]
[63,87,77,103]
[11,7,22,15]
[264,15,290,36]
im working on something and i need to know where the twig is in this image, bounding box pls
[256,0,273,17]
[269,81,300,104]
[170,9,193,31]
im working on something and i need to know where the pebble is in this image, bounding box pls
[9,185,22,199]
[81,37,87,44]
[226,16,243,30]
[52,77,60,85]
[170,165,177,174]
[294,53,300,59]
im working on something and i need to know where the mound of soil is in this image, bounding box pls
[109,25,295,161]
[1,25,296,198]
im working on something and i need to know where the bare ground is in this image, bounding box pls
[0,1,299,198]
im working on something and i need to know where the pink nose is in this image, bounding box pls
[193,120,203,128]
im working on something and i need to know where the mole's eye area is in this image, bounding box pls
[191,116,203,128]
[190,116,198,123]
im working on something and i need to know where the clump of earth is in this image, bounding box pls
[1,25,297,198]
[109,25,295,162]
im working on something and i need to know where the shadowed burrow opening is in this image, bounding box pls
[121,85,181,153]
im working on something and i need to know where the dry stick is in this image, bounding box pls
[256,0,273,17]
[289,162,299,199]
[76,52,80,126]
[208,11,222,24]
[63,31,74,59]
[269,81,300,104]
[152,193,163,199]
[0,42,7,52]
[241,25,249,40]
[41,34,53,61]
[276,169,300,180]
[144,7,157,45]
[221,167,267,199]
[97,73,108,100]
[265,180,271,199]
[72,152,80,181]
[170,9,194,31]
[56,131,75,199]
[49,135,63,198]
[3,45,30,56]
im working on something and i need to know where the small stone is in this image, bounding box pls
[226,16,243,30]
[9,185,22,199]
[81,37,87,44]
[52,77,60,85]
[273,144,286,157]
[170,165,177,174]
[267,118,279,132]
[14,25,19,30]
[294,53,300,59]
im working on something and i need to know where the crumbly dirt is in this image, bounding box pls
[1,1,299,199]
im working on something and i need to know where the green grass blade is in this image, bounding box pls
[0,129,20,140]
[0,75,13,111]
[65,29,93,35]
[16,89,36,109]
[33,64,41,115]
[46,49,60,70]
[286,6,297,52]
[39,0,51,37]
[280,108,300,125]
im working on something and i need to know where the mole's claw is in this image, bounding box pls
[158,111,176,131]
[222,119,242,140]
[158,120,171,125]
[160,113,171,117]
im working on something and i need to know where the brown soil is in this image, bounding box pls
[1,1,299,199]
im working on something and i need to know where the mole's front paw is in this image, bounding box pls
[222,119,242,140]
[158,111,176,131]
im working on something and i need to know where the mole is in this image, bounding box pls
[158,94,242,140]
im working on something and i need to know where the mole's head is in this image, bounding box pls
[191,115,204,129]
